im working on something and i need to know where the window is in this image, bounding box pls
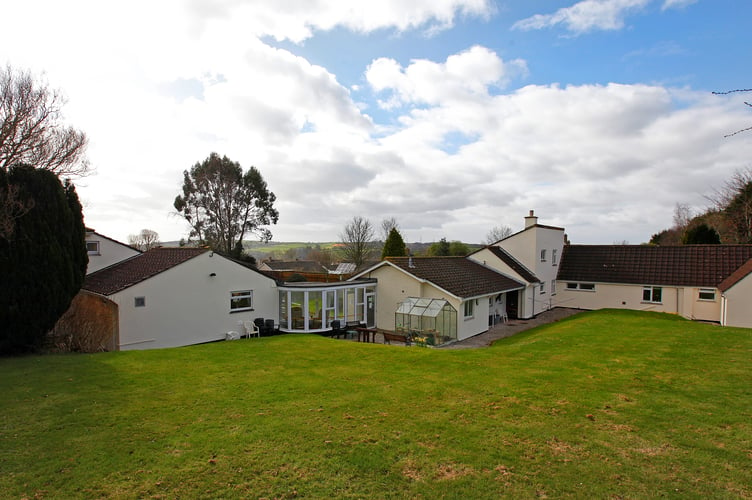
[551,280,556,295]
[567,282,595,291]
[552,249,558,265]
[540,282,546,294]
[464,300,474,318]
[230,290,253,312]
[698,288,716,301]
[540,249,547,262]
[134,297,145,307]
[86,241,100,255]
[642,286,662,303]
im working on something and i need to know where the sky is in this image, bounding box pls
[2,0,752,246]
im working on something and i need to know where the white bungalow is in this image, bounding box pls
[80,248,280,350]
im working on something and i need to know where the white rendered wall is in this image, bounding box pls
[111,252,278,350]
[723,276,752,328]
[86,233,140,274]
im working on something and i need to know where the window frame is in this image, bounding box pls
[642,286,663,304]
[540,282,546,295]
[566,282,595,291]
[230,290,254,312]
[551,248,558,265]
[86,241,100,255]
[540,249,547,262]
[698,288,716,301]
[463,300,474,319]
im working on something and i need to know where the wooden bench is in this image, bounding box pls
[381,331,411,346]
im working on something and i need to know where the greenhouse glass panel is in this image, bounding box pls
[394,297,457,346]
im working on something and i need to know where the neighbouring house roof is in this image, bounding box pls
[717,258,752,292]
[484,246,540,284]
[259,260,328,273]
[558,245,752,288]
[383,256,525,299]
[84,247,209,296]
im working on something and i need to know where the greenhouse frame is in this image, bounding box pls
[395,297,458,346]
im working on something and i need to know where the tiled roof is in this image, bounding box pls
[557,245,752,288]
[386,256,524,299]
[84,247,209,295]
[485,246,539,283]
[717,258,752,291]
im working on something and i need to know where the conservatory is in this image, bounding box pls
[395,297,458,346]
[278,279,376,333]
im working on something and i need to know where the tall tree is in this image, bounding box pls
[382,227,407,259]
[1,65,89,239]
[484,225,513,245]
[707,168,752,243]
[339,215,374,267]
[0,166,87,354]
[428,237,451,256]
[380,217,399,241]
[682,223,721,244]
[128,228,160,251]
[448,240,470,256]
[174,153,278,256]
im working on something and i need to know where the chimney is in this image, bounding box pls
[524,210,538,228]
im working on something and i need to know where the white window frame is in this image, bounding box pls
[463,300,474,319]
[552,249,557,265]
[698,288,716,301]
[540,249,547,262]
[642,286,662,304]
[540,282,546,294]
[230,290,253,312]
[86,241,100,255]
[566,282,595,291]
[551,280,556,295]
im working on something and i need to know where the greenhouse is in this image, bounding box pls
[395,297,458,346]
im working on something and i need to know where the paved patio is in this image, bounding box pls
[438,307,583,349]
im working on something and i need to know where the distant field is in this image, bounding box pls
[243,241,340,255]
[1,310,750,498]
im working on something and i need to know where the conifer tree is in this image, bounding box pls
[381,227,407,259]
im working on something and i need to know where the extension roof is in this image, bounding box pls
[484,246,540,284]
[558,245,752,288]
[261,260,329,273]
[84,247,209,295]
[383,256,525,299]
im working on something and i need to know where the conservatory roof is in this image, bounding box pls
[396,297,453,318]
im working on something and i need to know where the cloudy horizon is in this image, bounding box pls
[2,0,750,246]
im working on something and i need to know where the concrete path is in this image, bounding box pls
[439,307,582,349]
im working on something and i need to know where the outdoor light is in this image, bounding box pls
[209,272,217,277]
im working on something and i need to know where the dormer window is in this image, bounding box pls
[540,249,547,262]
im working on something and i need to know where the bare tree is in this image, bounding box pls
[339,216,375,267]
[672,202,692,230]
[380,217,400,241]
[706,167,752,243]
[484,225,513,245]
[128,229,161,251]
[0,65,89,176]
[713,89,752,137]
[1,66,89,239]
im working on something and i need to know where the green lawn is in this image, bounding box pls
[1,310,750,499]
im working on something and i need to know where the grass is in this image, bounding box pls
[1,309,750,499]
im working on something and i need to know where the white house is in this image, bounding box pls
[555,244,752,328]
[80,247,280,350]
[468,210,566,319]
[85,229,141,274]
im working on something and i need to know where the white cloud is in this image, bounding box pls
[661,0,698,10]
[513,0,652,33]
[366,46,528,107]
[185,0,493,42]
